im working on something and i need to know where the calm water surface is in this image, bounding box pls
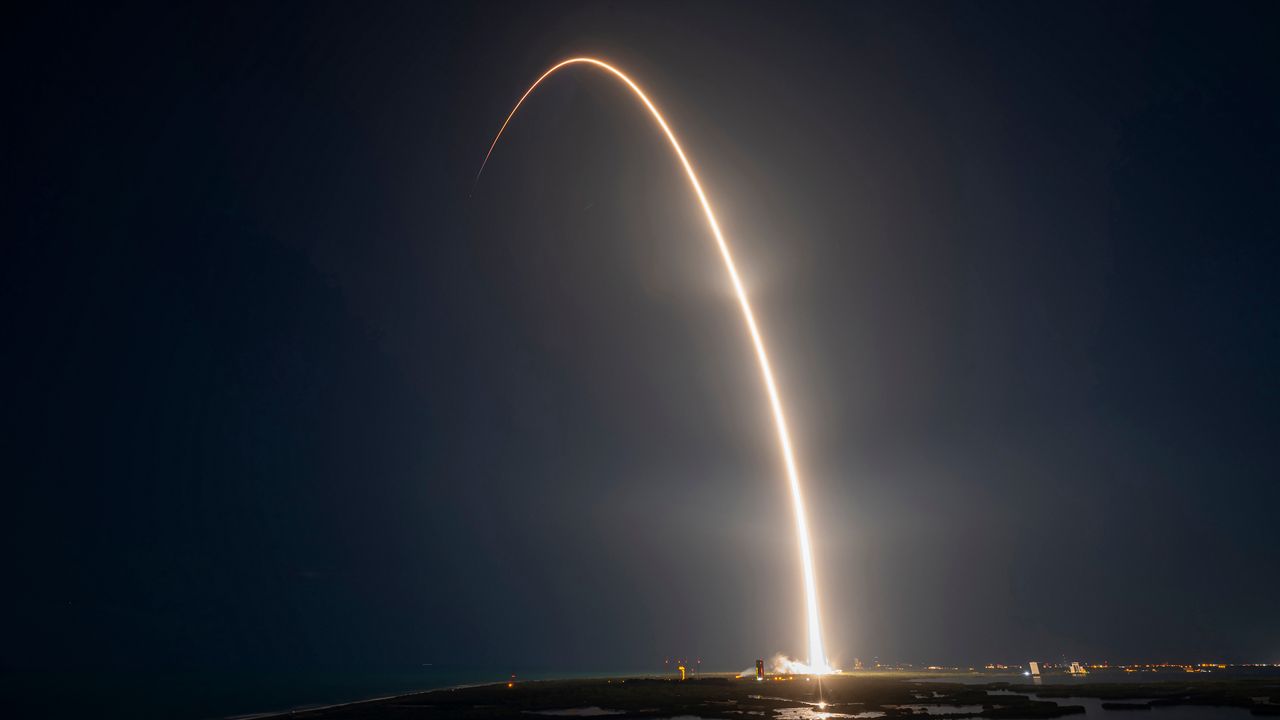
[2,667,641,720]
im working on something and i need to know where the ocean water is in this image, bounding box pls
[1,666,637,720]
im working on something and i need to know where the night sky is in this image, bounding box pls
[5,0,1279,703]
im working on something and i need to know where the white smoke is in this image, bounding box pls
[735,654,841,677]
[770,653,840,675]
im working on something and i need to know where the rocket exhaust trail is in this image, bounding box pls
[476,57,832,674]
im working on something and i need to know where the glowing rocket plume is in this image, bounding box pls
[477,57,831,674]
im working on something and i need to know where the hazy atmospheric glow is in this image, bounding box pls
[477,57,831,674]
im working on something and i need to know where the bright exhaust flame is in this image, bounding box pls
[476,57,832,674]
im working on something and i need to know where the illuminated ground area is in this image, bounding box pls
[275,674,1280,719]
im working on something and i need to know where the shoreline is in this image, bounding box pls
[233,672,672,720]
[231,679,511,720]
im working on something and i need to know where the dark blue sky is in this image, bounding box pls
[5,0,1278,691]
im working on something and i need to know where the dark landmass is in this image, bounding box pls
[275,675,1080,720]
[1003,678,1280,715]
[271,674,1280,720]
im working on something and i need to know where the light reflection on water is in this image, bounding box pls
[772,706,883,720]
[673,693,1262,720]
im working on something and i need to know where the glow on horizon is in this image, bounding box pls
[476,57,832,674]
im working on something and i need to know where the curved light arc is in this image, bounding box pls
[477,57,830,674]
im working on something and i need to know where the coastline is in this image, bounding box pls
[232,672,666,720]
[231,679,511,719]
